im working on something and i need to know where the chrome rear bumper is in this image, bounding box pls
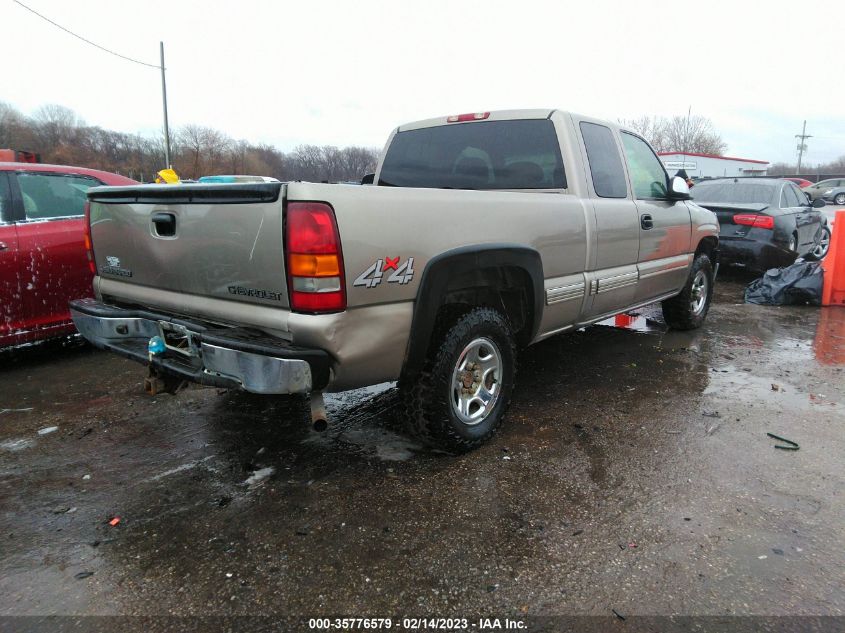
[70,299,330,394]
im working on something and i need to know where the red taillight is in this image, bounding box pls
[285,202,346,313]
[733,214,774,230]
[83,201,96,275]
[447,112,490,123]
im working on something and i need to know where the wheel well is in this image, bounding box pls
[434,266,535,348]
[695,236,719,261]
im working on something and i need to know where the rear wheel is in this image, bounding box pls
[662,254,714,330]
[808,225,831,260]
[834,193,845,205]
[401,307,516,452]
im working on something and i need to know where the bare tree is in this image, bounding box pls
[618,116,668,152]
[1,101,380,183]
[663,115,726,155]
[619,113,726,155]
[32,104,82,159]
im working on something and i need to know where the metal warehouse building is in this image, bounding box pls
[658,152,769,179]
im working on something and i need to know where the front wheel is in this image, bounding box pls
[401,307,516,453]
[661,254,714,330]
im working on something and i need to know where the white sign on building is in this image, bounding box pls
[664,161,697,170]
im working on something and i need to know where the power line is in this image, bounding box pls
[12,0,161,69]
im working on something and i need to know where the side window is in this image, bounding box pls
[793,185,810,206]
[783,185,800,208]
[580,122,627,198]
[0,173,11,222]
[620,132,669,199]
[17,173,100,220]
[797,188,809,206]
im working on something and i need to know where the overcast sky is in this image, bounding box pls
[2,0,843,166]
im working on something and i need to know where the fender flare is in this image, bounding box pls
[401,244,544,379]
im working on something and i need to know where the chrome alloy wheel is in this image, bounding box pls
[451,337,502,425]
[690,270,709,315]
[813,227,831,259]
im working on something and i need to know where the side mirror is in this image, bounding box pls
[812,198,826,209]
[361,173,375,185]
[668,176,692,200]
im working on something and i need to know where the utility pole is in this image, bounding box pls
[160,41,172,169]
[795,120,811,175]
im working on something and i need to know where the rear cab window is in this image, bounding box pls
[378,119,566,190]
[17,172,102,220]
[579,121,628,198]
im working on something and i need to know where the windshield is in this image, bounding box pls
[691,181,776,205]
[378,119,566,190]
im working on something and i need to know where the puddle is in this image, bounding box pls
[243,466,275,486]
[0,438,34,452]
[596,312,667,333]
[341,427,422,462]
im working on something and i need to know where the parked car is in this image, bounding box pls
[70,109,719,452]
[803,178,845,203]
[783,177,813,189]
[818,185,845,206]
[691,177,825,270]
[0,162,136,347]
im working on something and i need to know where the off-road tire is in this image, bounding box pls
[401,307,516,453]
[661,254,714,330]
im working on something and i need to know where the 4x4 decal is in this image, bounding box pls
[353,257,415,288]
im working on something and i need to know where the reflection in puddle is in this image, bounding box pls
[814,308,845,365]
[596,312,667,333]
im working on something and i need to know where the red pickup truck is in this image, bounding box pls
[0,162,136,347]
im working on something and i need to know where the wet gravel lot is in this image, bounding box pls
[1,275,844,623]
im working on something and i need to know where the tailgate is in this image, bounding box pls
[88,182,290,309]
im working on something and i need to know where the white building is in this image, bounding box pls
[658,152,769,179]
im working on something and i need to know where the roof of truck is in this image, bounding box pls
[397,109,557,132]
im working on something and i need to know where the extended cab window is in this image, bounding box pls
[378,119,566,190]
[17,173,100,220]
[621,132,668,199]
[579,122,627,198]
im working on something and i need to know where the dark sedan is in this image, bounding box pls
[690,178,826,271]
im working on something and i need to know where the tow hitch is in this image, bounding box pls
[144,366,186,396]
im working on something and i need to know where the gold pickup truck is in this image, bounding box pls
[71,109,719,451]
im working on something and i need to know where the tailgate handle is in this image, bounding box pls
[152,212,176,237]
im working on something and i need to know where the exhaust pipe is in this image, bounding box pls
[310,392,328,432]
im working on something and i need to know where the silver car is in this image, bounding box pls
[803,178,845,204]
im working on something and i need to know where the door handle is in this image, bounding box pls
[151,212,176,237]
[0,242,8,251]
[640,214,654,230]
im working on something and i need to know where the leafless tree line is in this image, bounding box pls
[618,114,728,155]
[767,156,845,177]
[0,102,379,182]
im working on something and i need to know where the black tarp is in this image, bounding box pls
[744,261,824,306]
